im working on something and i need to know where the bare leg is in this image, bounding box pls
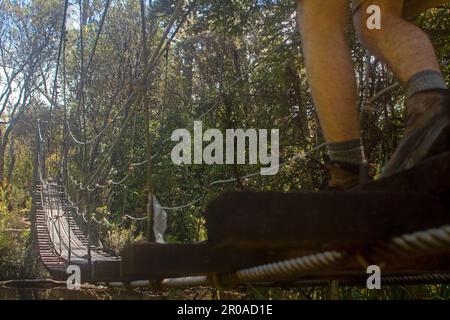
[297,0,361,143]
[353,0,441,84]
[354,0,449,177]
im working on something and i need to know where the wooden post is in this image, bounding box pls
[140,0,155,242]
[87,216,92,280]
[31,125,40,193]
[68,207,71,262]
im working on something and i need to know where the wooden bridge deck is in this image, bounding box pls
[121,152,450,286]
[33,182,120,282]
[32,152,450,287]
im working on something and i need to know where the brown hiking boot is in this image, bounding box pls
[381,89,450,178]
[326,161,361,190]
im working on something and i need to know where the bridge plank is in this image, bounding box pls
[92,260,122,282]
[206,152,450,251]
[120,242,315,280]
[206,191,449,250]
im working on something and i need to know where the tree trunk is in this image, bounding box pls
[0,144,4,183]
[182,41,194,109]
[7,136,15,182]
[0,128,4,182]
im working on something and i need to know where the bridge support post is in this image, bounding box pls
[30,122,41,261]
[87,218,92,281]
[68,206,71,262]
[31,125,40,194]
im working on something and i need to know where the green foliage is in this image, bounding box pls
[0,0,449,299]
[0,184,40,280]
[211,283,450,300]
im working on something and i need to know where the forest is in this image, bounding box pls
[0,0,450,300]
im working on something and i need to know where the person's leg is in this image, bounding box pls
[353,0,443,87]
[298,0,361,143]
[354,0,449,177]
[297,0,365,189]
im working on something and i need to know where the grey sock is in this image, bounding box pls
[328,139,366,165]
[405,70,447,98]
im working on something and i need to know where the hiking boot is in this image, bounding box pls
[381,89,450,178]
[326,161,364,190]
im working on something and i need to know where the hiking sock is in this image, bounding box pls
[405,70,447,99]
[327,139,366,166]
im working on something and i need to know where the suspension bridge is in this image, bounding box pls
[31,116,450,288]
[24,0,450,289]
[33,181,120,282]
